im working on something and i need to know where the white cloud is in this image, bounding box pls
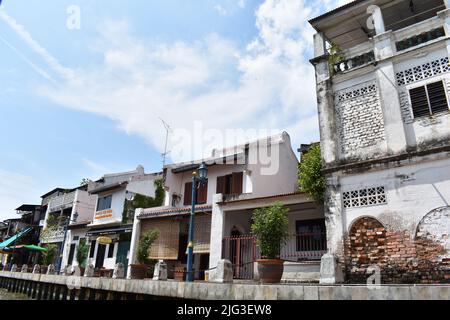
[0,170,41,220]
[4,1,344,163]
[237,0,246,8]
[214,5,228,16]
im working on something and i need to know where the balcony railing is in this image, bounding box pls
[47,191,76,212]
[222,232,327,280]
[333,51,375,74]
[396,27,445,52]
[40,227,65,243]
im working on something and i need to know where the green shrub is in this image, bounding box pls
[137,229,159,265]
[251,202,289,259]
[76,240,89,268]
[42,244,58,266]
[298,144,325,202]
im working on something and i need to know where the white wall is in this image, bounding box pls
[92,188,126,225]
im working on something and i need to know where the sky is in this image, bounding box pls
[0,0,350,220]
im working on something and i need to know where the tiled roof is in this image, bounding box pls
[219,191,309,204]
[138,204,212,219]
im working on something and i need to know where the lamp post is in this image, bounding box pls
[56,212,78,274]
[186,162,208,282]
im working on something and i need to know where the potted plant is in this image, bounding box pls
[130,229,159,279]
[251,202,289,283]
[41,244,58,274]
[76,240,89,275]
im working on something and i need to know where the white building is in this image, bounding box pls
[39,186,97,270]
[310,0,450,283]
[130,132,326,282]
[85,166,162,275]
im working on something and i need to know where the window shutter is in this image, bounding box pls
[427,81,448,114]
[216,176,226,194]
[197,180,208,204]
[184,182,192,206]
[410,86,430,118]
[231,172,243,195]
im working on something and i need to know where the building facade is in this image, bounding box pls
[310,0,450,283]
[130,132,326,282]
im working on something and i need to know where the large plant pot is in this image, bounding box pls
[257,259,284,284]
[129,264,147,279]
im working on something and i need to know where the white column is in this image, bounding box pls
[324,175,345,258]
[208,194,224,270]
[127,208,142,279]
[367,5,385,35]
[438,5,450,56]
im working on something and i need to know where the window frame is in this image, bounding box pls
[96,194,112,212]
[408,78,450,119]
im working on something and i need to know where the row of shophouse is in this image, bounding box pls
[1,0,449,284]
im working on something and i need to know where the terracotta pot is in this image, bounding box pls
[129,264,147,279]
[257,259,284,284]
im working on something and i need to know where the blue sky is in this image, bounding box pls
[0,0,346,220]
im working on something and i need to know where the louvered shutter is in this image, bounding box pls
[231,172,243,195]
[410,86,430,118]
[197,179,208,204]
[427,81,449,114]
[216,176,226,194]
[184,182,192,206]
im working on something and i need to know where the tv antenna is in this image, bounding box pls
[159,118,172,171]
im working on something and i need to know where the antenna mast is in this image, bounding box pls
[159,118,172,171]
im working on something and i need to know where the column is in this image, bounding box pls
[438,2,450,56]
[208,194,224,271]
[127,209,142,279]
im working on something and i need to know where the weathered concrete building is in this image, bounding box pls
[310,0,450,283]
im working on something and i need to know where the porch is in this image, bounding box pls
[215,192,327,282]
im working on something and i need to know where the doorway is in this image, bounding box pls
[95,244,106,268]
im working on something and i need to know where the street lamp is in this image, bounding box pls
[56,212,78,274]
[186,162,208,282]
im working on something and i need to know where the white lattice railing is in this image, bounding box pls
[48,191,76,212]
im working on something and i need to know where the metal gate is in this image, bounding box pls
[222,235,257,280]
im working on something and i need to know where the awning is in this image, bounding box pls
[0,227,32,248]
[1,244,47,253]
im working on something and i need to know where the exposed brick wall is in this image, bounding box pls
[345,217,449,284]
[335,82,386,156]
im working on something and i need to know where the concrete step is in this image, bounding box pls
[281,261,321,283]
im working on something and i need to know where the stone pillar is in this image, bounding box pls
[84,264,94,277]
[208,259,233,283]
[127,208,142,279]
[311,32,339,166]
[32,264,41,274]
[373,31,408,153]
[209,194,224,271]
[10,264,17,272]
[113,263,125,279]
[152,260,167,281]
[320,253,344,284]
[46,264,56,275]
[324,176,345,258]
[21,264,28,273]
[367,5,385,35]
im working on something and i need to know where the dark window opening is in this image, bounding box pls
[216,172,243,195]
[410,80,449,118]
[295,219,327,252]
[67,244,76,266]
[183,180,208,205]
[107,243,115,258]
[89,240,96,258]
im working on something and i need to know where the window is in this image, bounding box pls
[216,172,243,195]
[73,236,79,241]
[295,219,326,252]
[97,195,112,211]
[409,80,449,118]
[67,244,76,266]
[89,240,96,258]
[107,243,115,258]
[343,186,386,208]
[183,180,208,205]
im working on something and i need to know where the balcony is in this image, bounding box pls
[47,191,76,212]
[40,227,65,243]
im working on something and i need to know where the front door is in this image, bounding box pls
[95,244,106,269]
[67,244,76,266]
[116,241,130,277]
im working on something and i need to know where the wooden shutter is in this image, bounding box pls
[197,180,208,204]
[427,81,449,114]
[216,176,226,194]
[231,172,243,195]
[184,182,192,206]
[410,86,430,118]
[142,219,180,260]
[193,215,211,254]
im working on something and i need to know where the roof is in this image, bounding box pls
[218,191,310,205]
[309,0,366,24]
[166,131,291,173]
[138,204,212,219]
[15,204,40,212]
[40,185,87,199]
[89,181,128,195]
[41,188,66,199]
